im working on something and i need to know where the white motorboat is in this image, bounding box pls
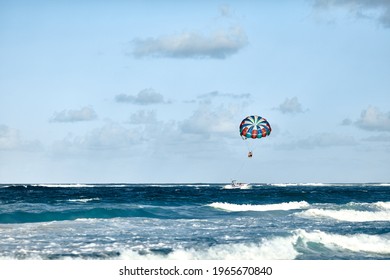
[223,180,251,189]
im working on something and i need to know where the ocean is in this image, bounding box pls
[0,183,389,260]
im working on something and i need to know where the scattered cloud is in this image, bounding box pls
[276,132,357,150]
[130,26,248,59]
[197,91,251,100]
[127,110,158,124]
[275,97,306,114]
[50,107,97,123]
[80,122,140,150]
[0,124,40,151]
[115,88,166,105]
[313,0,390,28]
[0,125,24,150]
[183,91,250,104]
[355,106,390,132]
[179,103,238,138]
[219,4,232,17]
[341,118,353,126]
[52,122,142,156]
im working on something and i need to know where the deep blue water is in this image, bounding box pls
[0,183,389,260]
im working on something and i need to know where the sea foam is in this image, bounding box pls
[68,198,101,203]
[294,229,390,255]
[208,201,310,212]
[119,236,299,260]
[297,201,390,222]
[118,229,390,260]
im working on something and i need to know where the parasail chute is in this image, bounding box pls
[239,115,271,157]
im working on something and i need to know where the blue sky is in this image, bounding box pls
[1,0,390,183]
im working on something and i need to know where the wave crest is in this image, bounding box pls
[209,201,310,212]
[294,229,390,255]
[68,198,101,203]
[118,229,390,260]
[297,201,390,222]
[119,237,299,260]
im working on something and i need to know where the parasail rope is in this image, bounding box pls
[232,148,255,182]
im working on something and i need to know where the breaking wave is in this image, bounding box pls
[118,229,390,260]
[67,198,101,203]
[270,183,331,187]
[208,201,310,212]
[118,236,299,260]
[294,229,390,255]
[297,201,390,222]
[2,228,389,260]
[32,184,92,188]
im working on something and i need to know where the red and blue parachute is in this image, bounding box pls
[239,115,271,139]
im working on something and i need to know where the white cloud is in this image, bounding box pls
[130,26,248,59]
[127,110,158,125]
[179,104,238,138]
[184,91,250,105]
[83,123,140,150]
[116,88,165,105]
[0,124,40,151]
[313,0,390,28]
[197,91,251,100]
[0,125,23,150]
[275,97,306,114]
[356,106,390,131]
[50,107,97,123]
[52,122,142,156]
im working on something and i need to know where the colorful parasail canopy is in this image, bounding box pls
[239,115,271,139]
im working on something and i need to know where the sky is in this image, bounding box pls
[1,0,390,184]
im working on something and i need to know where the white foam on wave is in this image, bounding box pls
[119,236,299,260]
[298,209,390,222]
[68,198,101,203]
[32,183,91,188]
[208,201,310,212]
[298,201,390,222]
[270,183,331,187]
[374,201,390,210]
[294,229,390,255]
[119,229,390,260]
[346,201,390,211]
[270,183,298,187]
[3,222,389,259]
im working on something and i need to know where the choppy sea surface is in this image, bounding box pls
[0,183,389,260]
